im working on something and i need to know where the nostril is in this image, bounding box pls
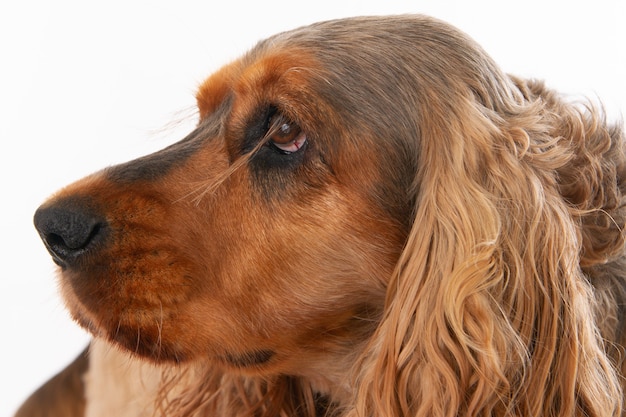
[34,199,107,267]
[45,223,101,249]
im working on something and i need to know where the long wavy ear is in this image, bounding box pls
[353,80,623,417]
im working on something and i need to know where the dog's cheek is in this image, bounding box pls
[188,189,398,353]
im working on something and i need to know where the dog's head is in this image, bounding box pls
[33,15,625,416]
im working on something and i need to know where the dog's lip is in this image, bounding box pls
[221,349,276,368]
[49,252,68,269]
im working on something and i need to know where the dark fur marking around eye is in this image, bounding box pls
[240,106,307,158]
[227,105,311,201]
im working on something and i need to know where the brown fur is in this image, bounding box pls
[21,15,626,417]
[15,348,88,417]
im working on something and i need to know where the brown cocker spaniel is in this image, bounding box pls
[17,15,626,417]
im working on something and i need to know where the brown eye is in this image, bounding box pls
[267,113,307,154]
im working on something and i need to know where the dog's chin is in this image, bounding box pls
[67,298,279,371]
[62,294,189,364]
[109,324,192,364]
[73,317,196,365]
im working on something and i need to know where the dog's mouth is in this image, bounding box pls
[222,349,276,368]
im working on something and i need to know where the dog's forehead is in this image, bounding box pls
[194,14,504,125]
[194,16,399,119]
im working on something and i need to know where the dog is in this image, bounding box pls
[16,14,626,417]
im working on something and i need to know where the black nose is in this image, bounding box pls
[34,199,107,268]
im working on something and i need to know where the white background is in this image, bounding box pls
[1,1,624,415]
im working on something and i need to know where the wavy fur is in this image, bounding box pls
[354,79,626,417]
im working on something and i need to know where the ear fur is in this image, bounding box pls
[353,79,624,417]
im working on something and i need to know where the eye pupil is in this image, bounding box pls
[280,123,291,135]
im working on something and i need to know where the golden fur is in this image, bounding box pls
[19,15,626,417]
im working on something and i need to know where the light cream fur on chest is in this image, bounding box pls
[84,340,164,417]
